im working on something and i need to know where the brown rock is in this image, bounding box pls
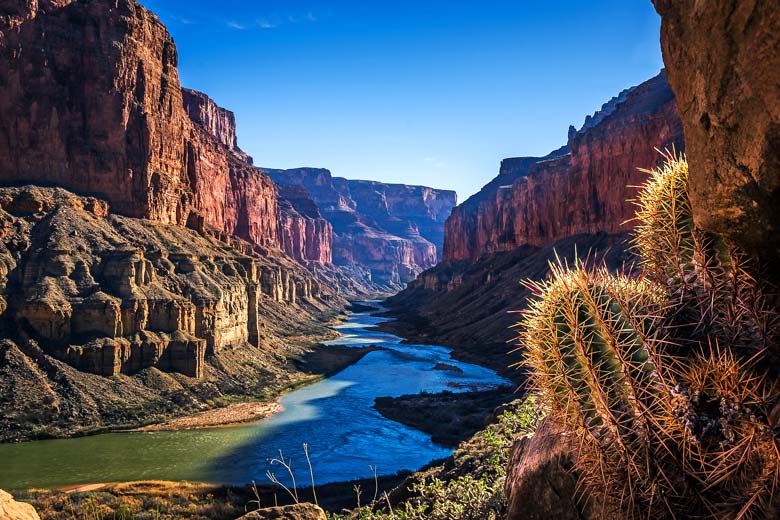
[237,503,327,520]
[443,71,683,263]
[505,419,593,520]
[0,490,40,520]
[0,1,285,254]
[654,0,780,272]
[0,186,330,379]
[276,184,333,264]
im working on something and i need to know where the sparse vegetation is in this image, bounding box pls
[329,397,540,520]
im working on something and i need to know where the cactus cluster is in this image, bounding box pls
[517,154,780,519]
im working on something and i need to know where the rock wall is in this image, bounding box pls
[266,168,456,289]
[443,71,683,263]
[0,0,191,224]
[653,0,780,275]
[276,184,333,264]
[0,186,328,379]
[0,0,283,253]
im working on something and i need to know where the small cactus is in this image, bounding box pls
[667,347,780,519]
[632,152,777,357]
[519,260,682,517]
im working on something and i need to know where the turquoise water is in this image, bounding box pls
[0,303,509,490]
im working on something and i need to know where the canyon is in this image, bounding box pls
[382,71,684,375]
[0,0,456,443]
[266,169,457,290]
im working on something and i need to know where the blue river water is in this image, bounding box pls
[0,303,509,490]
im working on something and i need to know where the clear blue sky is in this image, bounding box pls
[145,0,664,201]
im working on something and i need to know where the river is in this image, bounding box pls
[0,303,509,490]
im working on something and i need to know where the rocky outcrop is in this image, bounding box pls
[0,0,192,224]
[653,0,780,275]
[182,89,240,155]
[276,185,333,264]
[0,186,331,379]
[505,419,593,520]
[237,504,327,520]
[266,168,456,290]
[0,490,40,520]
[443,71,683,263]
[0,0,285,254]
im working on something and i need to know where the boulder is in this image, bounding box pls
[0,490,40,520]
[653,0,780,274]
[237,503,327,520]
[505,418,594,520]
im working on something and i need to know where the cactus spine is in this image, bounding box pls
[517,154,780,519]
[521,262,682,517]
[632,153,776,356]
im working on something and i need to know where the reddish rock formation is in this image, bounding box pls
[653,0,780,273]
[266,168,456,289]
[276,184,333,264]
[443,72,683,263]
[182,87,253,165]
[0,186,329,380]
[0,0,285,255]
[0,0,191,224]
[505,419,593,520]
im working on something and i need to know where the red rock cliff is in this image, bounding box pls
[275,184,333,264]
[0,0,191,224]
[0,0,284,252]
[266,169,456,289]
[443,72,684,263]
[653,0,780,273]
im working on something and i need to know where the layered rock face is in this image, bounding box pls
[266,169,456,289]
[276,185,333,264]
[0,0,191,224]
[0,0,287,255]
[0,186,327,380]
[443,71,683,263]
[653,0,780,274]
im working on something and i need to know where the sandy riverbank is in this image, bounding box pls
[136,401,284,432]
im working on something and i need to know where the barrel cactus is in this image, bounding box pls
[632,152,777,357]
[519,261,684,517]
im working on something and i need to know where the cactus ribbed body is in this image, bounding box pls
[521,263,680,517]
[632,154,776,356]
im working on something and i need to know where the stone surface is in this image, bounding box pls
[0,0,192,224]
[237,503,327,520]
[266,168,456,290]
[0,0,284,255]
[505,419,592,520]
[443,71,683,263]
[276,184,333,264]
[0,186,345,442]
[654,0,780,273]
[0,490,40,520]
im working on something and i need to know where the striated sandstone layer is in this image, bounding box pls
[0,0,286,254]
[0,186,343,442]
[653,0,780,274]
[443,71,683,263]
[266,168,456,290]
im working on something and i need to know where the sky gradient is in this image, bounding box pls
[145,1,665,201]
